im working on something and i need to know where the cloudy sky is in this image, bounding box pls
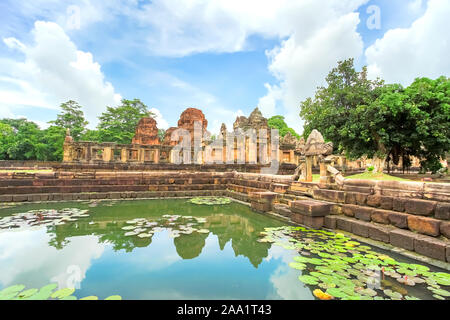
[0,0,448,134]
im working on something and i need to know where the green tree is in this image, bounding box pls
[268,115,301,138]
[38,126,66,161]
[158,129,166,141]
[0,122,14,160]
[300,58,449,173]
[405,77,450,172]
[97,99,154,144]
[80,129,101,142]
[0,118,43,160]
[50,100,88,141]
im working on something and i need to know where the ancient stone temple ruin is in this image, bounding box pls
[62,107,303,165]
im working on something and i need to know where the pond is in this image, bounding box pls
[0,198,449,300]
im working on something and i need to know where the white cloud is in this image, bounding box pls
[258,10,366,133]
[366,0,450,86]
[149,108,169,130]
[134,0,368,57]
[1,21,122,127]
[0,229,104,289]
[408,0,424,14]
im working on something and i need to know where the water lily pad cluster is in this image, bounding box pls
[0,208,90,231]
[260,226,450,300]
[122,214,210,239]
[0,283,121,300]
[188,197,232,205]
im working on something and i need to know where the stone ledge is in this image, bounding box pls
[273,204,292,218]
[351,220,371,238]
[414,236,448,262]
[389,229,417,251]
[435,203,450,220]
[290,200,332,217]
[407,215,441,237]
[404,198,437,216]
[368,223,392,243]
[324,215,337,229]
[371,208,391,224]
[312,189,345,203]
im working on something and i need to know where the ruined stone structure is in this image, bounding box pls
[294,129,334,183]
[132,117,160,145]
[62,107,300,166]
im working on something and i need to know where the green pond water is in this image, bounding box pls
[0,198,449,300]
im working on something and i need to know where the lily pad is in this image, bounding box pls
[383,289,403,300]
[0,284,25,297]
[289,262,307,270]
[298,275,319,285]
[51,287,75,299]
[80,296,98,300]
[326,288,347,298]
[105,295,122,300]
[16,288,38,299]
[430,288,450,297]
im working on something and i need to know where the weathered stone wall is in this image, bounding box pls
[308,179,450,263]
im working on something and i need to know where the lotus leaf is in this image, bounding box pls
[289,262,307,270]
[293,256,311,264]
[404,296,420,300]
[0,284,25,296]
[383,289,402,299]
[433,294,445,300]
[326,288,347,298]
[298,275,319,285]
[358,288,377,297]
[51,287,75,299]
[17,288,38,299]
[80,296,98,300]
[430,288,450,297]
[105,295,122,300]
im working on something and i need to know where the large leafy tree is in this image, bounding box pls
[404,77,450,172]
[268,115,300,138]
[97,99,154,144]
[0,122,14,160]
[39,126,67,161]
[300,59,384,159]
[300,58,449,173]
[0,119,43,160]
[50,100,88,141]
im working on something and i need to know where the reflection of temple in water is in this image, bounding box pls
[49,207,273,267]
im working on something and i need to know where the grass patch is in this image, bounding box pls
[345,172,411,181]
[0,169,53,173]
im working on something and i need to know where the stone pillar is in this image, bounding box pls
[121,148,128,163]
[103,147,112,162]
[63,144,73,162]
[85,145,92,163]
[319,158,333,184]
[154,148,160,164]
[305,156,313,182]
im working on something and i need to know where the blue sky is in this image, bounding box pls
[0,0,448,134]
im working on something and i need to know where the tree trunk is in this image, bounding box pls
[372,155,385,173]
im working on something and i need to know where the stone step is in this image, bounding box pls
[330,215,450,263]
[290,199,332,217]
[273,204,292,218]
[286,189,310,197]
